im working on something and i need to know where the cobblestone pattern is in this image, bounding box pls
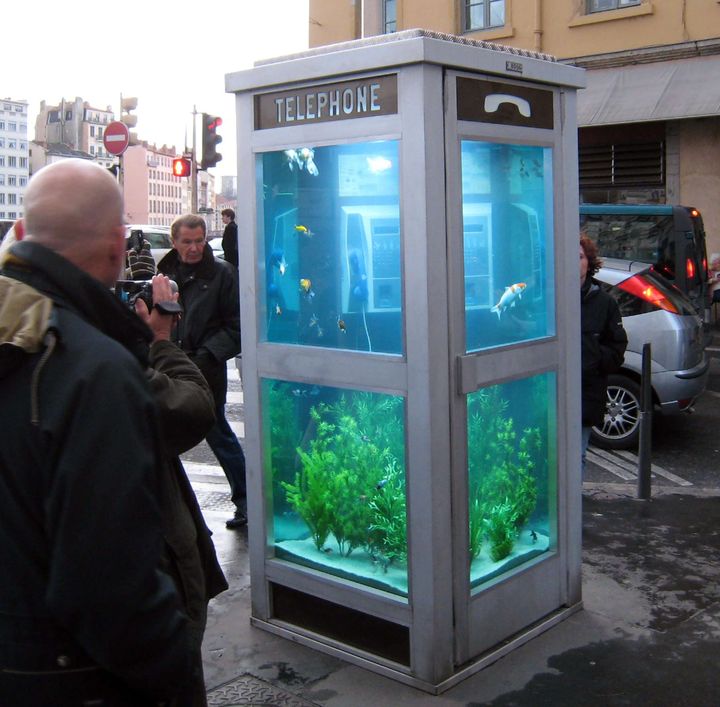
[206,673,318,706]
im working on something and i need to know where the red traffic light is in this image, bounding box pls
[172,157,191,178]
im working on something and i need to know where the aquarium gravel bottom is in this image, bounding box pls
[470,530,549,588]
[275,537,409,596]
[275,530,550,596]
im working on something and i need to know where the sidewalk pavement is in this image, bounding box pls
[199,486,720,706]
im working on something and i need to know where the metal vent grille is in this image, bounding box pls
[579,141,664,187]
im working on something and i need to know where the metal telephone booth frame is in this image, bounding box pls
[226,30,586,693]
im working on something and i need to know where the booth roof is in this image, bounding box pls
[254,28,558,68]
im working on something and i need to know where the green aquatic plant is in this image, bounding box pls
[467,386,541,562]
[366,459,407,569]
[282,394,406,558]
[484,502,519,562]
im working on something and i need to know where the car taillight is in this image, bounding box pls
[618,274,679,314]
[686,258,696,280]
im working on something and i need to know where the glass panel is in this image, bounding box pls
[467,373,557,589]
[461,141,555,351]
[466,1,486,30]
[264,378,408,597]
[489,0,505,27]
[260,140,402,355]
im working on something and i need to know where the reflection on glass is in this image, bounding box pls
[467,373,557,589]
[261,140,402,355]
[264,378,408,597]
[461,141,555,351]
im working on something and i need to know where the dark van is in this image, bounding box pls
[579,204,709,320]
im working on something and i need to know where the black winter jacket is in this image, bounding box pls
[157,245,241,406]
[221,220,239,268]
[581,277,628,427]
[0,242,190,705]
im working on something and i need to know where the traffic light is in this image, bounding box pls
[200,113,222,170]
[121,95,138,128]
[172,156,191,178]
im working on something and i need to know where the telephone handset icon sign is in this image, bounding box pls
[483,93,532,118]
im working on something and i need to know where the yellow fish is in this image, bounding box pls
[295,225,314,237]
[491,282,527,320]
[299,278,312,292]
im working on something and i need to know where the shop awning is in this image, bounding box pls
[577,54,720,127]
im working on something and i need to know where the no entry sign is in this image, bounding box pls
[103,121,130,156]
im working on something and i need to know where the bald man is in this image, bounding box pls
[0,159,192,706]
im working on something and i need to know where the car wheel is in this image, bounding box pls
[590,374,642,450]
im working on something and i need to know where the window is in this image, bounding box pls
[383,0,396,33]
[8,176,16,186]
[587,0,641,11]
[8,140,15,150]
[0,139,4,148]
[8,122,16,132]
[464,0,505,31]
[0,157,4,167]
[90,145,95,155]
[0,121,4,130]
[0,194,4,204]
[19,177,26,186]
[8,194,16,205]
[8,157,16,168]
[0,176,4,185]
[19,157,27,168]
[90,126,95,137]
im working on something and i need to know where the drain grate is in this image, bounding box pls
[195,490,235,512]
[207,673,318,706]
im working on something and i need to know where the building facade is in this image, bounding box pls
[0,98,29,221]
[35,97,116,169]
[123,142,189,226]
[308,0,720,254]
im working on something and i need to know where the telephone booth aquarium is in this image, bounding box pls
[225,29,586,693]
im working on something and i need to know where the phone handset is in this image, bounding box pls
[484,93,532,118]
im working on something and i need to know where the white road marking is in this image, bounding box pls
[587,446,692,486]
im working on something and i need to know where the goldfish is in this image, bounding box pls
[294,224,313,237]
[299,278,312,292]
[490,282,527,320]
[297,146,319,176]
[284,148,301,171]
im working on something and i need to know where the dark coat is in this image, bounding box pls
[0,241,190,705]
[147,339,229,613]
[581,277,628,427]
[222,219,238,268]
[157,245,241,406]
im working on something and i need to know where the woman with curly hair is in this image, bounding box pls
[580,232,627,471]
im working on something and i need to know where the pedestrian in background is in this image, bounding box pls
[0,159,191,706]
[158,214,248,529]
[580,233,628,472]
[221,208,238,268]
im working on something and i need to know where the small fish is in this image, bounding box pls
[309,314,319,328]
[299,278,315,300]
[530,529,538,544]
[361,435,370,443]
[295,224,314,237]
[284,148,301,170]
[275,304,282,315]
[337,317,346,333]
[298,146,319,176]
[309,314,324,337]
[278,258,287,275]
[376,478,388,490]
[321,547,333,554]
[490,282,527,320]
[358,494,368,502]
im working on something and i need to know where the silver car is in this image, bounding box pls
[591,258,710,449]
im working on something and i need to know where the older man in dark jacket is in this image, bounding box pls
[157,214,247,529]
[0,160,191,706]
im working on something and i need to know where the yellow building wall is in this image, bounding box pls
[309,0,720,59]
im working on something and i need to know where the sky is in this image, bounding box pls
[4,0,310,186]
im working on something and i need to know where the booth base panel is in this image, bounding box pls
[254,597,583,694]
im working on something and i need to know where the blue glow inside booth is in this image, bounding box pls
[226,30,585,693]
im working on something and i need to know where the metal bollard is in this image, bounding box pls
[637,342,653,499]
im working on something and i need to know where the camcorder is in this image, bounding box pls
[114,279,182,315]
